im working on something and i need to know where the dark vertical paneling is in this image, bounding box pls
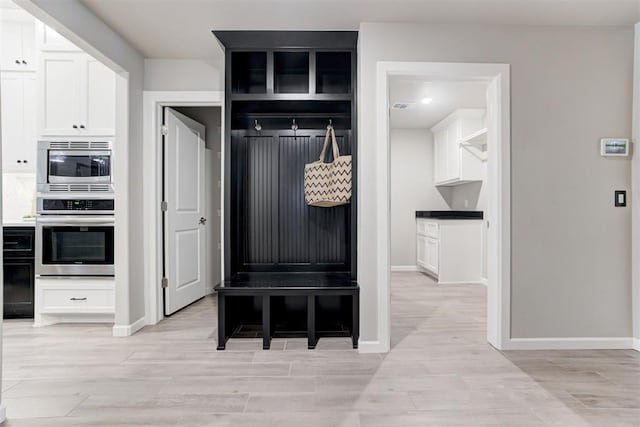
[232,129,352,272]
[309,132,349,266]
[244,135,277,264]
[279,135,310,264]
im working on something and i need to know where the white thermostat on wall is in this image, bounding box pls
[600,138,629,157]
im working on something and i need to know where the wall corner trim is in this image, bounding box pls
[391,265,418,272]
[112,317,146,337]
[506,337,634,350]
[633,338,640,352]
[0,403,7,423]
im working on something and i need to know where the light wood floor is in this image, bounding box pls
[2,272,639,426]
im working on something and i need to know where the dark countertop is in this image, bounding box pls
[416,211,483,220]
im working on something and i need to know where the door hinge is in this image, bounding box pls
[161,277,168,289]
[161,201,168,211]
[161,125,168,136]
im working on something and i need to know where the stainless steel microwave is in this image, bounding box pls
[37,141,114,193]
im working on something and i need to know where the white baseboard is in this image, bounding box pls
[391,265,418,272]
[0,403,6,423]
[480,278,488,287]
[507,337,634,350]
[633,338,640,352]
[358,340,389,353]
[438,280,485,286]
[33,314,114,327]
[112,316,146,337]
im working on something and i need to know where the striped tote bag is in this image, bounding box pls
[304,127,352,207]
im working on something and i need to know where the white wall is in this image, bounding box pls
[359,23,633,344]
[390,128,449,266]
[144,59,223,91]
[17,0,147,327]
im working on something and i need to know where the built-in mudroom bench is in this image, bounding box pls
[213,31,359,350]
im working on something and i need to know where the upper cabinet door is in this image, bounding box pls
[445,122,460,181]
[22,72,37,169]
[433,130,447,184]
[1,72,25,172]
[81,58,116,136]
[20,21,35,70]
[0,21,24,71]
[1,71,35,172]
[39,53,82,136]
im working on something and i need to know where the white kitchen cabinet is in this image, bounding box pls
[431,109,485,186]
[34,277,115,327]
[0,15,35,71]
[416,218,483,284]
[39,52,115,137]
[1,71,36,172]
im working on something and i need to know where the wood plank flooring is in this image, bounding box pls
[2,272,639,426]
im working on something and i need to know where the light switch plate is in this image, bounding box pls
[615,190,626,207]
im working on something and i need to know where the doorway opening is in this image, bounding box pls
[161,106,221,316]
[377,62,511,351]
[142,92,224,325]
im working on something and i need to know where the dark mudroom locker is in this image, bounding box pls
[213,31,359,350]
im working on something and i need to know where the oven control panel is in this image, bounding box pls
[42,199,114,212]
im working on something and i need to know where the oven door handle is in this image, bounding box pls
[36,216,115,225]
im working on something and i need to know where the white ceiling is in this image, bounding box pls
[389,78,488,129]
[78,0,640,59]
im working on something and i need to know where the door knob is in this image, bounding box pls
[199,217,207,225]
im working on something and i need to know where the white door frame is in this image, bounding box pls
[142,91,224,325]
[376,62,511,350]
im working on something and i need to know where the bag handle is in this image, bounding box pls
[318,127,340,163]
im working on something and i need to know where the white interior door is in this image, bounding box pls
[164,108,206,315]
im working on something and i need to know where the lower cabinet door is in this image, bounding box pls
[425,237,439,275]
[416,235,427,268]
[3,259,34,318]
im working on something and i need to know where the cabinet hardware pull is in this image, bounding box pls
[80,125,85,129]
[4,241,19,245]
[14,60,19,64]
[21,60,26,65]
[73,125,78,129]
[23,160,28,163]
[17,160,22,163]
[69,297,87,301]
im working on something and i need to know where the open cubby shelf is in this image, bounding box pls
[227,48,353,98]
[274,51,309,94]
[214,31,358,350]
[231,52,267,94]
[316,52,351,94]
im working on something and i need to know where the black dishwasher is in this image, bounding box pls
[3,227,35,318]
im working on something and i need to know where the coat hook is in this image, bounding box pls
[327,119,333,130]
[254,120,262,132]
[291,118,298,131]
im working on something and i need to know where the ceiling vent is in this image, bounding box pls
[391,102,414,110]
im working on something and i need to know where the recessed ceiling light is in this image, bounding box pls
[421,97,433,105]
